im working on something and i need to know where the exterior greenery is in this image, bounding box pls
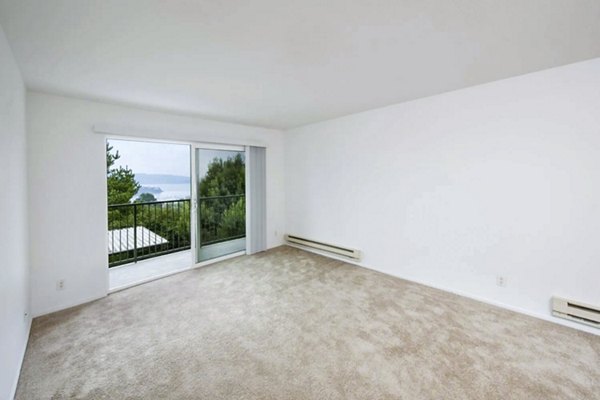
[198,153,246,244]
[135,193,157,203]
[106,143,139,206]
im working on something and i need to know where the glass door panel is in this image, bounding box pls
[194,147,246,262]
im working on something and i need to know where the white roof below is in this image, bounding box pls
[108,227,168,255]
[1,0,599,128]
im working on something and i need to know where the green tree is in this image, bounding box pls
[135,193,157,203]
[218,197,246,238]
[106,143,140,205]
[199,153,245,197]
[198,153,245,243]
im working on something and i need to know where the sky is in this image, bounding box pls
[108,139,190,176]
[107,139,244,178]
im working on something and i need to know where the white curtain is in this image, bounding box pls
[246,146,267,254]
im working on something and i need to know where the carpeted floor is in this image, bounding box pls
[17,246,600,399]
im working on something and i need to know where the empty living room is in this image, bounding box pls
[1,1,600,399]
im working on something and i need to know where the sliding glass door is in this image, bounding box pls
[193,146,246,263]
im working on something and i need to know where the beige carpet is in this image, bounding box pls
[17,246,600,399]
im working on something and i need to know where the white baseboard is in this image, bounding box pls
[10,316,32,400]
[285,244,599,336]
[393,274,599,336]
[32,293,107,319]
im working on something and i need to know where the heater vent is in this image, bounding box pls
[552,297,600,329]
[285,234,361,260]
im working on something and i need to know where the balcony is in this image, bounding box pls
[108,199,192,267]
[107,195,246,290]
[109,250,192,291]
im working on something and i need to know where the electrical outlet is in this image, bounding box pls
[274,230,278,237]
[56,279,65,291]
[496,276,507,287]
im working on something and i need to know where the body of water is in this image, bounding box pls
[136,183,191,201]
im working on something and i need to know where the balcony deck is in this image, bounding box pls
[109,250,192,292]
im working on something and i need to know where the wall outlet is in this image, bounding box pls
[56,279,65,291]
[496,276,507,287]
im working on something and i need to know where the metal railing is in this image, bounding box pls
[107,195,245,267]
[198,194,246,246]
[108,199,191,267]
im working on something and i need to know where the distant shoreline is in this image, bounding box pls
[135,173,191,185]
[133,182,190,202]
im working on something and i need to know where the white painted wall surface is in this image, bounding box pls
[27,92,285,317]
[0,24,30,400]
[285,58,600,334]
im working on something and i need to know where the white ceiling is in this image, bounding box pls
[1,0,599,129]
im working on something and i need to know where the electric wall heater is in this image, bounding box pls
[552,297,600,329]
[285,234,361,260]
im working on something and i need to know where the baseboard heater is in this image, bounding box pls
[285,234,361,260]
[552,297,600,329]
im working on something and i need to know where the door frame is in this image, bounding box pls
[103,135,251,283]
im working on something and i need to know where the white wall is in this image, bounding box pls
[27,92,285,317]
[0,24,30,400]
[285,58,600,334]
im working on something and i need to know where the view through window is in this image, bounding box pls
[195,148,246,262]
[106,139,191,267]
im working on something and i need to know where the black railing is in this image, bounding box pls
[107,195,245,267]
[108,199,191,267]
[198,194,246,246]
